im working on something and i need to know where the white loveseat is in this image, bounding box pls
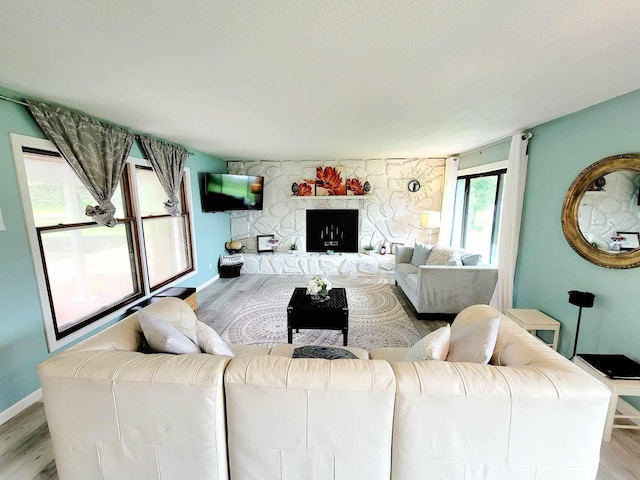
[395,245,499,318]
[38,299,610,480]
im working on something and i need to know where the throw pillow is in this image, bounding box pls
[446,316,499,364]
[461,253,483,266]
[445,256,463,266]
[404,325,451,362]
[410,241,433,266]
[139,310,201,354]
[292,346,358,359]
[425,245,461,265]
[195,321,236,357]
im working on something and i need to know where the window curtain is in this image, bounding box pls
[491,132,532,311]
[140,136,189,216]
[438,156,459,245]
[27,101,134,227]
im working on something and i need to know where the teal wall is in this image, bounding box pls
[517,89,640,409]
[516,89,640,364]
[0,86,230,413]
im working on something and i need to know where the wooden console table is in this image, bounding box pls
[505,308,560,351]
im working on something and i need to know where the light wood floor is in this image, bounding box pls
[1,274,638,479]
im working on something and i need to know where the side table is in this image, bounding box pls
[573,355,640,441]
[505,308,560,351]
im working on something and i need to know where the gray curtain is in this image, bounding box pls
[140,136,189,216]
[28,101,134,227]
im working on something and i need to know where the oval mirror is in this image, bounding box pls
[561,154,640,268]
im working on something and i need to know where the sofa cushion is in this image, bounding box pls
[461,253,483,266]
[232,344,272,355]
[445,256,463,266]
[196,321,236,357]
[404,325,451,361]
[425,245,460,265]
[140,297,199,344]
[410,241,433,266]
[139,310,201,354]
[446,315,499,364]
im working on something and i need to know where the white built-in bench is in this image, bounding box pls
[241,252,395,275]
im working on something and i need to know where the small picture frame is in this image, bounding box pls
[257,234,278,253]
[616,232,640,251]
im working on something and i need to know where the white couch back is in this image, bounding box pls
[224,354,396,480]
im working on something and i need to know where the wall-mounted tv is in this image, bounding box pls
[201,173,264,212]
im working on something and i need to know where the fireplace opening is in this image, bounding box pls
[306,209,359,253]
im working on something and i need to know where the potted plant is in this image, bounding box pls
[363,244,376,254]
[289,242,299,254]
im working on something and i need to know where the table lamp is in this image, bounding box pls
[420,211,441,245]
[568,290,595,358]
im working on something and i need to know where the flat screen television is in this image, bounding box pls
[201,173,264,212]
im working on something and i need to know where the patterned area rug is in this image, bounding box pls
[220,276,420,349]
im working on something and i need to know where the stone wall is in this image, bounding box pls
[227,158,445,252]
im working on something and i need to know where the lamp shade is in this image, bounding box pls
[420,211,441,229]
[568,290,595,308]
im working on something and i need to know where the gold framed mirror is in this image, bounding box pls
[561,154,640,268]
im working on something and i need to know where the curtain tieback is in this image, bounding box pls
[85,201,117,227]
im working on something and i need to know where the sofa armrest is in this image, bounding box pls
[416,265,498,313]
[395,246,413,265]
[38,350,231,480]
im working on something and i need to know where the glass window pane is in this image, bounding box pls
[24,151,125,226]
[40,223,139,331]
[463,176,498,261]
[143,216,191,288]
[136,167,170,216]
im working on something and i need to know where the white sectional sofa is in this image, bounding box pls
[38,299,610,480]
[395,245,499,318]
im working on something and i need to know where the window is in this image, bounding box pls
[451,169,506,264]
[18,143,194,349]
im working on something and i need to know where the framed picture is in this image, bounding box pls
[257,234,278,253]
[617,232,640,251]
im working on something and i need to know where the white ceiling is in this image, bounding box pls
[2,0,640,161]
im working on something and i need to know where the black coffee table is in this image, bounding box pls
[287,287,349,346]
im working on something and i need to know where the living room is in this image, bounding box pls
[1,2,640,479]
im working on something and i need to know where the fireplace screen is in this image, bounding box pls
[306,209,359,253]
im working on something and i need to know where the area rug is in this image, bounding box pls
[220,276,421,349]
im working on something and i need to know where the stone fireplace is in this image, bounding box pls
[306,209,359,253]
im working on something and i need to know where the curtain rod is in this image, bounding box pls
[0,94,28,106]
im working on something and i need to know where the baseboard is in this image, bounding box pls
[617,397,640,426]
[0,388,42,426]
[197,274,220,292]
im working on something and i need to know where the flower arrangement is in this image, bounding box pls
[307,275,332,298]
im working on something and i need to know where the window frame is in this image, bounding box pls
[452,166,507,265]
[11,133,197,352]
